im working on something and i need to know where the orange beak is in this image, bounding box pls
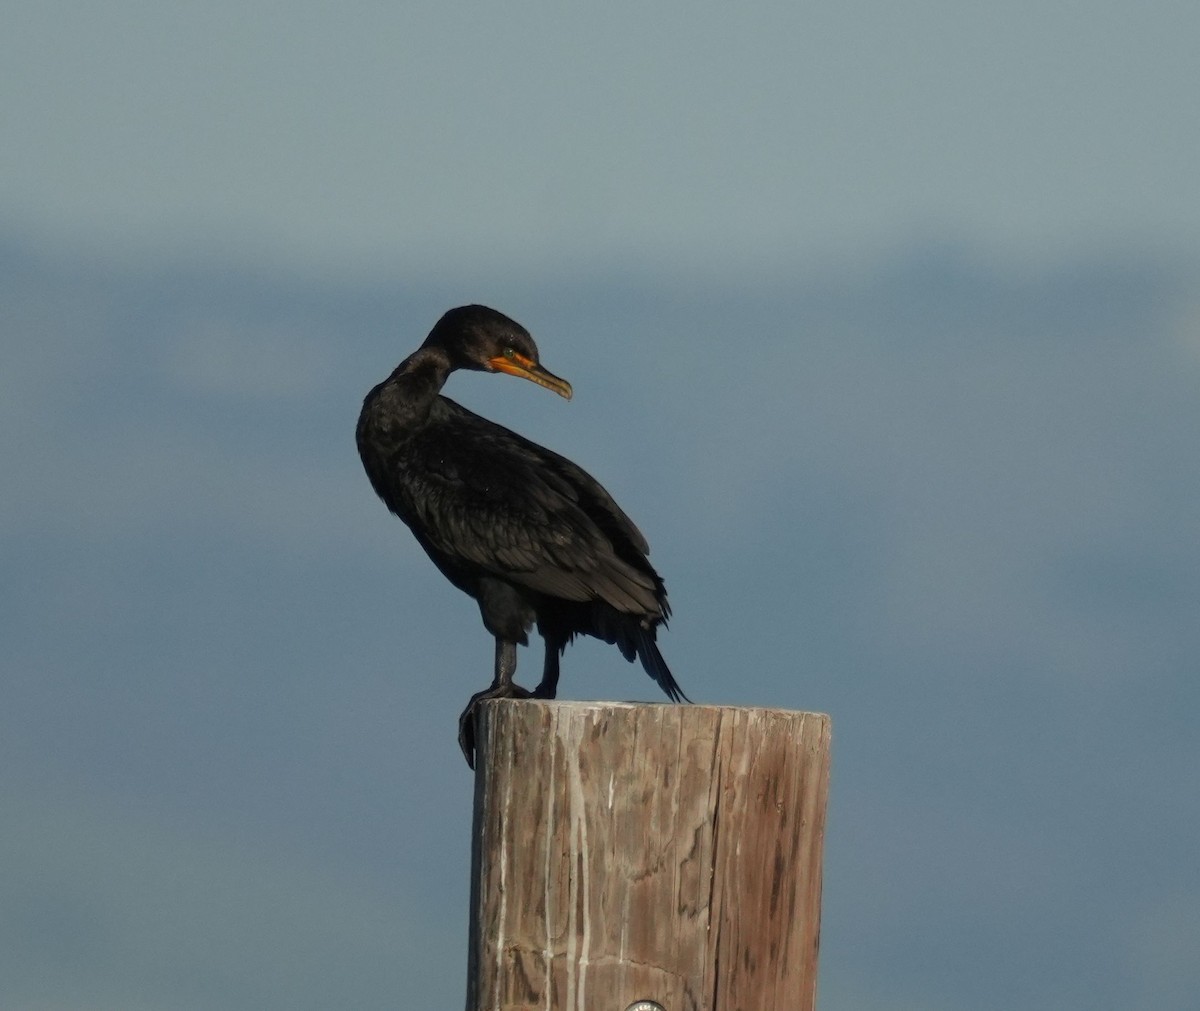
[487,352,573,400]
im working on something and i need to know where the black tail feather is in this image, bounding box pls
[635,625,689,703]
[576,602,689,704]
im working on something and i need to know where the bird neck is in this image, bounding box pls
[376,344,455,421]
[401,343,456,387]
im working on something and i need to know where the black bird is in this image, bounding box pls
[356,305,686,767]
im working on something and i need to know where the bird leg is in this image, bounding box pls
[457,639,532,769]
[531,637,563,699]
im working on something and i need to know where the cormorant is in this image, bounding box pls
[356,305,686,767]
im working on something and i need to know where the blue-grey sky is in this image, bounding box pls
[4,4,1200,1011]
[4,1,1199,273]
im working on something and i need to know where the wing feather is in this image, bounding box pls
[382,398,661,615]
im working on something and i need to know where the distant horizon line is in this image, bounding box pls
[2,217,1198,293]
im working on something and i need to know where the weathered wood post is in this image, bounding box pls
[466,700,831,1011]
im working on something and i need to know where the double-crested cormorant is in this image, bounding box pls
[356,305,686,767]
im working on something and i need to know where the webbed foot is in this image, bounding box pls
[457,681,532,770]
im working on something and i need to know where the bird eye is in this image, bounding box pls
[503,347,516,359]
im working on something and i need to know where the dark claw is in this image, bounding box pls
[457,682,532,770]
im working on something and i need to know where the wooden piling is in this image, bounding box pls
[466,701,831,1011]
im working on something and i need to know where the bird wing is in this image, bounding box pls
[395,399,662,615]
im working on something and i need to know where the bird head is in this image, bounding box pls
[427,304,573,399]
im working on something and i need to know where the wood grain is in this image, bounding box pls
[466,701,831,1011]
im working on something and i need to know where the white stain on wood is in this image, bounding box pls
[465,701,830,1011]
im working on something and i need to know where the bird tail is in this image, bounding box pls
[590,603,689,703]
[635,625,689,703]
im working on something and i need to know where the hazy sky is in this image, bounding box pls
[4,1,1199,273]
[6,244,1198,1010]
[5,4,1200,1009]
